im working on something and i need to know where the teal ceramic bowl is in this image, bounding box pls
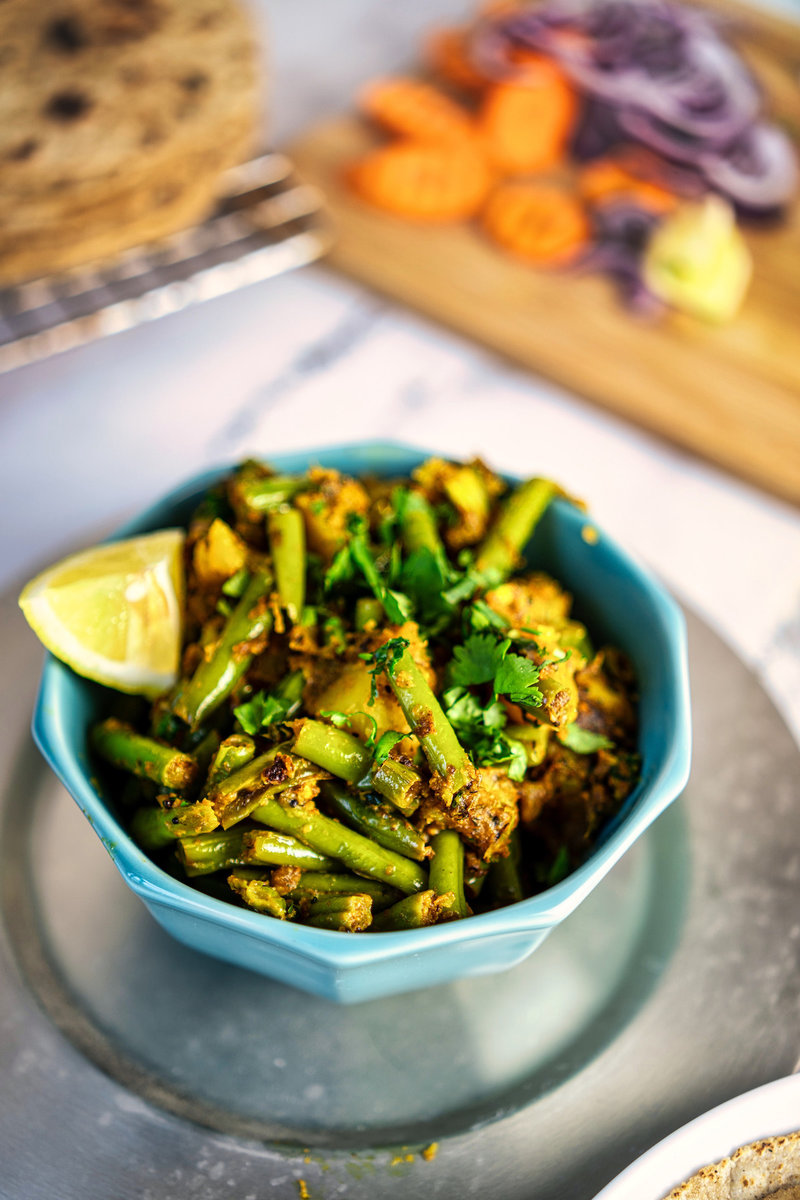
[32,441,691,1004]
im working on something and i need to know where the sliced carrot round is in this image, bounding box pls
[359,77,475,143]
[348,139,492,222]
[478,63,578,174]
[482,181,589,265]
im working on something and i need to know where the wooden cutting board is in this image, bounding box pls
[288,0,800,506]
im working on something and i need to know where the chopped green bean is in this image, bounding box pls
[206,734,257,790]
[267,507,306,622]
[251,798,427,895]
[354,597,384,631]
[429,830,469,919]
[91,719,198,790]
[292,719,371,784]
[371,890,441,931]
[385,649,474,795]
[323,782,428,861]
[228,874,292,919]
[175,569,273,729]
[486,829,524,905]
[370,756,423,815]
[235,475,307,517]
[475,478,557,579]
[287,872,401,911]
[242,830,337,869]
[177,828,248,876]
[306,897,372,932]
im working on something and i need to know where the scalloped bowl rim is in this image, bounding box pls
[32,440,692,972]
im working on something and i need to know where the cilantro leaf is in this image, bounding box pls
[451,633,508,688]
[442,687,527,779]
[339,522,413,625]
[400,547,446,608]
[493,652,544,707]
[504,738,529,782]
[359,636,410,705]
[373,730,406,766]
[559,725,614,754]
[320,709,378,748]
[323,544,355,592]
[384,588,414,625]
[464,599,508,633]
[221,567,250,598]
[234,691,294,735]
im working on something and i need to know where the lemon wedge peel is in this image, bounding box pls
[18,529,185,699]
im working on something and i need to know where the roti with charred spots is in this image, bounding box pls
[666,1131,800,1199]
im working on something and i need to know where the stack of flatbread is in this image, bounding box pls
[666,1130,800,1199]
[0,0,260,286]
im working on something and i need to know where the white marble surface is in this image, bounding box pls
[1,0,799,748]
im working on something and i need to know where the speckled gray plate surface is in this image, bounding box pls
[1,589,798,1200]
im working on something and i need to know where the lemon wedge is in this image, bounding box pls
[643,195,752,323]
[19,529,185,698]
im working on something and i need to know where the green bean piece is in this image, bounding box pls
[242,830,338,869]
[130,800,218,851]
[206,735,257,790]
[429,830,469,919]
[235,475,307,517]
[371,890,441,931]
[178,799,222,835]
[287,872,401,911]
[370,757,423,816]
[91,719,199,790]
[354,597,384,631]
[208,748,282,820]
[323,782,428,862]
[228,875,292,919]
[486,829,524,905]
[267,507,306,622]
[210,748,321,830]
[399,489,450,572]
[177,828,248,876]
[250,798,427,895]
[475,477,557,579]
[305,894,373,931]
[192,729,221,781]
[131,807,183,852]
[292,719,372,784]
[221,866,266,883]
[168,798,219,836]
[174,569,273,729]
[385,650,475,795]
[465,865,489,900]
[306,893,372,919]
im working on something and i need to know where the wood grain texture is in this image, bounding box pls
[288,3,800,505]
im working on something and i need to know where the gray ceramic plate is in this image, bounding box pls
[1,588,798,1200]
